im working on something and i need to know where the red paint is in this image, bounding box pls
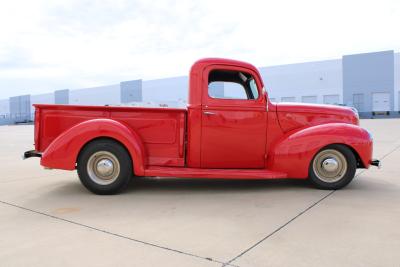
[276,102,359,132]
[266,123,372,178]
[31,58,374,180]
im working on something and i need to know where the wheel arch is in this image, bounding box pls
[267,123,372,178]
[342,144,365,168]
[309,143,364,170]
[77,136,133,166]
[40,119,146,176]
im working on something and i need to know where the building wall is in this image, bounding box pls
[10,95,30,122]
[142,76,188,106]
[55,89,69,104]
[0,98,9,115]
[343,50,394,113]
[69,84,120,105]
[30,92,54,114]
[121,80,142,103]
[0,99,11,125]
[1,50,399,125]
[394,53,400,111]
[259,59,343,104]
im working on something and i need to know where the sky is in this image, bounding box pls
[0,0,399,99]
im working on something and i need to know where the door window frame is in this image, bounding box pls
[202,64,266,108]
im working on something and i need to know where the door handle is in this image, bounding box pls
[203,111,216,115]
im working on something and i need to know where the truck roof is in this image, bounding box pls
[188,58,262,106]
[191,58,258,71]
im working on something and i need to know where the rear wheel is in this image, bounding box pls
[77,139,133,195]
[309,144,356,190]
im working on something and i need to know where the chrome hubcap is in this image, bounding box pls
[313,149,347,183]
[96,159,114,176]
[87,151,120,185]
[322,158,339,172]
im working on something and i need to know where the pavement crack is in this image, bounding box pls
[0,199,224,265]
[223,144,400,266]
[223,190,336,265]
[376,141,400,161]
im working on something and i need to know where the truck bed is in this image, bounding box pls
[34,104,187,167]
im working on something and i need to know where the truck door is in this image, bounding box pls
[200,66,267,169]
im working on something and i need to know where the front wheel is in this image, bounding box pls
[77,139,133,195]
[308,144,357,190]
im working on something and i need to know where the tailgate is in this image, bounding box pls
[34,106,41,151]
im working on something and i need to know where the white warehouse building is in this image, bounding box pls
[0,50,399,125]
[260,58,343,105]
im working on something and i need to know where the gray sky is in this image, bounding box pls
[0,0,399,99]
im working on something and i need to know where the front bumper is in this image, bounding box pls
[23,150,42,160]
[370,159,381,169]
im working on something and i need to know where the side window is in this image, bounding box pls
[208,70,259,100]
[209,81,248,99]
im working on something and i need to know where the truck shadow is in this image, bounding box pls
[124,177,309,193]
[40,174,385,199]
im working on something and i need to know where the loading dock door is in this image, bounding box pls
[372,92,390,112]
[323,95,340,105]
[281,97,296,102]
[301,96,317,103]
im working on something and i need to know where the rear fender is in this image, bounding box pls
[41,119,146,176]
[267,123,372,178]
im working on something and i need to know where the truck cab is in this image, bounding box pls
[187,58,269,169]
[24,58,380,194]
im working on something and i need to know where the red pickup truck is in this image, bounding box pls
[24,58,380,194]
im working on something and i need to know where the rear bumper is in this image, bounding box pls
[370,159,381,169]
[23,150,42,160]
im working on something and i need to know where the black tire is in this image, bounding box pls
[308,144,357,190]
[77,139,133,195]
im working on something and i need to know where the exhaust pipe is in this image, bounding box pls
[23,150,42,160]
[370,159,381,169]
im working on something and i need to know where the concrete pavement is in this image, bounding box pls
[0,119,399,266]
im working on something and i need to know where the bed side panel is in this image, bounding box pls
[36,105,186,167]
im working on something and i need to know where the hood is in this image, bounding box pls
[276,102,359,133]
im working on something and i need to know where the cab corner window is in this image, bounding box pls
[208,70,259,100]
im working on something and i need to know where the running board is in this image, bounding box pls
[144,166,287,179]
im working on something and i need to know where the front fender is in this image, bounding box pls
[41,119,146,176]
[267,123,372,178]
